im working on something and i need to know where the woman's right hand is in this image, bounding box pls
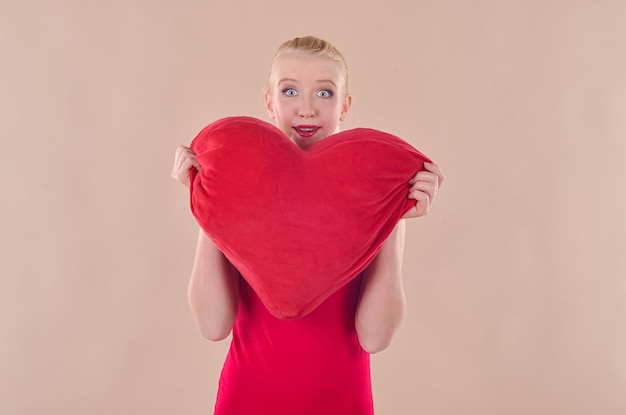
[171,145,200,187]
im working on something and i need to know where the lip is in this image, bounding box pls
[293,125,321,138]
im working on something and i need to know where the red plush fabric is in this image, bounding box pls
[189,116,431,320]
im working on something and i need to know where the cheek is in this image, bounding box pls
[328,102,344,121]
[275,99,297,117]
[320,99,341,113]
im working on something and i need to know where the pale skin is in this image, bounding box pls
[172,54,445,353]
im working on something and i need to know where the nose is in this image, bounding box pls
[298,96,315,118]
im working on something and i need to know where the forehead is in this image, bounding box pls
[272,54,344,85]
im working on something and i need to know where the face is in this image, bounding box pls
[265,54,352,150]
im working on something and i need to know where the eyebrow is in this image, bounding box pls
[278,78,338,87]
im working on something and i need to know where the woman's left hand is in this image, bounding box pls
[401,162,445,219]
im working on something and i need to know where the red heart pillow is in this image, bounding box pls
[189,116,431,320]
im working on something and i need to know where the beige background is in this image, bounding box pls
[1,1,625,414]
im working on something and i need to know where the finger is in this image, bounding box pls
[409,179,437,196]
[190,157,201,170]
[180,159,200,182]
[408,190,430,217]
[177,153,200,170]
[175,145,196,160]
[181,147,200,170]
[174,145,190,161]
[416,170,438,183]
[173,146,188,171]
[423,162,445,187]
[407,170,422,185]
[409,171,438,189]
[180,158,196,173]
[408,186,431,202]
[172,156,194,182]
[173,146,200,174]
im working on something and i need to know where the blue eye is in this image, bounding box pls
[317,89,333,98]
[282,88,298,96]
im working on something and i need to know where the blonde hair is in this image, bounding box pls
[264,35,350,95]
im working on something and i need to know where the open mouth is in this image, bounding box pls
[294,125,321,138]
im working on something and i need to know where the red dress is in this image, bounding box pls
[213,275,373,415]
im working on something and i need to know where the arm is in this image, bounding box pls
[188,229,240,341]
[172,145,239,341]
[355,221,407,354]
[356,162,445,353]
